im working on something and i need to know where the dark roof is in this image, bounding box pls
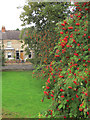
[0,30,20,40]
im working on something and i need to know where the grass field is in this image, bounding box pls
[2,71,52,118]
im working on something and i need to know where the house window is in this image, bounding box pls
[8,52,11,58]
[16,51,19,59]
[7,41,11,47]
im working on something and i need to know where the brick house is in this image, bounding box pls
[0,26,34,62]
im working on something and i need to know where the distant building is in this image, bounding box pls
[0,26,34,61]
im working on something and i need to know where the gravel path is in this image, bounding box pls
[2,64,34,71]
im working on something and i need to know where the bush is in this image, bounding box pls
[25,2,90,118]
[33,2,89,118]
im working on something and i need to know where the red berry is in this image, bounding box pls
[51,94,54,97]
[76,94,79,98]
[68,26,73,29]
[60,31,64,34]
[79,108,83,111]
[76,23,80,25]
[60,89,64,92]
[87,112,89,115]
[61,95,64,98]
[68,86,72,89]
[61,23,65,26]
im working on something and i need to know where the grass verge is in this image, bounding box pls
[2,71,52,118]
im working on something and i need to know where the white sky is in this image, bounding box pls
[0,0,74,31]
[0,0,28,30]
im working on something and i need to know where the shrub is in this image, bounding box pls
[33,2,89,118]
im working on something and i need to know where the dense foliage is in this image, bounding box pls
[33,2,89,118]
[20,1,89,118]
[20,1,72,65]
[21,27,60,66]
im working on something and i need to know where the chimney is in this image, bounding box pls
[2,26,5,32]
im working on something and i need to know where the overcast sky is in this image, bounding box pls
[0,0,27,30]
[0,0,74,31]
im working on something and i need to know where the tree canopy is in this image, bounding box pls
[20,2,71,31]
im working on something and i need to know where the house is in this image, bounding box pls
[0,26,34,62]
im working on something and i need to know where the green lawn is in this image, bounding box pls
[2,71,51,118]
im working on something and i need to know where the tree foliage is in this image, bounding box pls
[20,2,72,65]
[32,2,89,118]
[20,1,89,118]
[20,2,71,31]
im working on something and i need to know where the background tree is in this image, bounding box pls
[16,28,20,31]
[20,2,72,66]
[20,2,71,31]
